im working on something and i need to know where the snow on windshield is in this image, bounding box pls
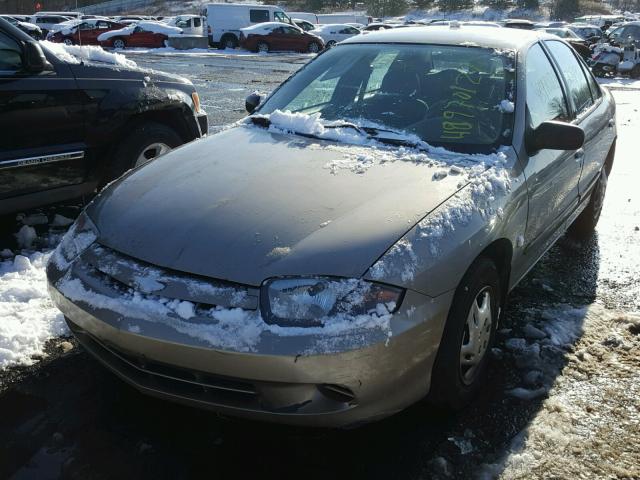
[41,40,137,68]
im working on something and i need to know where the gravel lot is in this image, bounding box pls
[0,51,639,480]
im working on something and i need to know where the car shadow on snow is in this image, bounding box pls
[0,225,600,479]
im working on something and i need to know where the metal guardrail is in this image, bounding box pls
[78,0,156,15]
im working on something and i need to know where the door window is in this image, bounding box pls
[273,11,290,23]
[193,17,201,27]
[525,43,569,129]
[249,9,269,23]
[545,40,593,115]
[0,32,22,72]
[283,26,301,35]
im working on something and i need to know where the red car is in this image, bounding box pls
[240,22,324,53]
[98,22,181,49]
[48,19,125,45]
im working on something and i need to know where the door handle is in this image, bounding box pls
[574,149,585,161]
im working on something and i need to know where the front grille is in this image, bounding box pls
[79,243,259,310]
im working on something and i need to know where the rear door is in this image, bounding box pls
[0,30,87,205]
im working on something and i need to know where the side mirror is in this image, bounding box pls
[245,92,262,114]
[527,121,584,153]
[23,41,52,74]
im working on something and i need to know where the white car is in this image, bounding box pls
[312,23,361,47]
[28,14,72,35]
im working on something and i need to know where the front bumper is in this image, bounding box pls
[47,248,453,427]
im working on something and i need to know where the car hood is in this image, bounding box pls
[88,125,467,287]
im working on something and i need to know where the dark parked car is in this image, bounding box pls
[48,26,615,427]
[503,19,535,30]
[239,22,324,53]
[47,19,125,45]
[535,27,591,59]
[0,18,207,215]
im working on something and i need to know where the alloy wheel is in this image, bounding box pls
[135,142,171,167]
[113,39,125,49]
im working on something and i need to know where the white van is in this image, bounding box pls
[316,13,371,25]
[201,3,292,48]
[287,12,318,24]
[165,14,204,36]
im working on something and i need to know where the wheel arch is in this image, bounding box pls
[476,238,513,309]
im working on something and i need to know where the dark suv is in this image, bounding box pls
[0,18,207,215]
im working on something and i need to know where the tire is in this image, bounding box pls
[219,34,238,50]
[257,41,269,53]
[568,168,608,239]
[63,37,73,45]
[428,257,501,410]
[631,64,640,80]
[592,65,607,78]
[307,41,320,53]
[102,122,182,185]
[113,38,126,49]
[326,40,337,48]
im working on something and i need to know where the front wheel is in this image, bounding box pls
[307,41,320,53]
[326,40,337,48]
[102,122,182,186]
[63,37,73,45]
[257,41,269,53]
[428,257,501,410]
[113,38,126,49]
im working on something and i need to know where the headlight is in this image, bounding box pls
[261,277,404,327]
[49,212,98,271]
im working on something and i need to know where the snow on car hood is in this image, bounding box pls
[41,40,137,68]
[88,123,495,287]
[97,21,182,42]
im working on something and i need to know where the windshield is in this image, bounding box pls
[258,43,515,152]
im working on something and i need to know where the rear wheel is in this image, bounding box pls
[326,40,337,48]
[429,257,501,410]
[568,168,608,239]
[219,34,238,50]
[257,41,269,53]
[113,38,126,49]
[307,41,320,53]
[63,37,73,45]
[102,122,182,186]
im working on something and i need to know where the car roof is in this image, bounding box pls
[341,25,552,50]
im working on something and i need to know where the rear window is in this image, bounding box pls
[249,9,269,23]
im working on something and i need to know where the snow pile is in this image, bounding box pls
[261,110,371,145]
[55,273,393,354]
[0,252,68,368]
[97,21,182,42]
[41,41,137,68]
[369,151,511,282]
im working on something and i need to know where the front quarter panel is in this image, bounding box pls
[365,147,528,297]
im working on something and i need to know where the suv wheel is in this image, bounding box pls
[428,257,501,410]
[103,122,182,185]
[113,38,126,49]
[257,41,269,53]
